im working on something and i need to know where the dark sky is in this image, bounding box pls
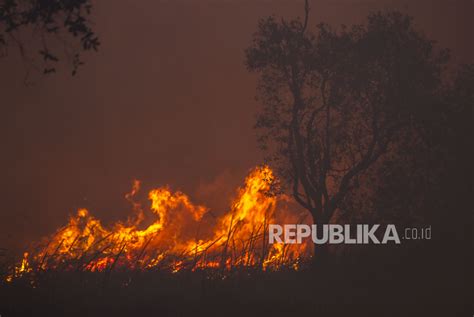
[0,0,471,249]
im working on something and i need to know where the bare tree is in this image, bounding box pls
[245,6,448,260]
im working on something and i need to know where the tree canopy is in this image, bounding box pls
[245,8,457,233]
[0,0,99,75]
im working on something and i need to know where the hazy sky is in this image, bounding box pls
[0,0,471,249]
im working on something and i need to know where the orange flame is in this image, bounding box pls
[7,166,311,279]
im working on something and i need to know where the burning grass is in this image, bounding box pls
[2,166,311,284]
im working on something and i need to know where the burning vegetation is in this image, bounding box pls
[5,166,311,282]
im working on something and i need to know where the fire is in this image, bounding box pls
[6,166,311,280]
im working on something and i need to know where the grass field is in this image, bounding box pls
[0,243,468,317]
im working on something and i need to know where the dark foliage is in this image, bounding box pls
[245,7,470,261]
[0,0,99,75]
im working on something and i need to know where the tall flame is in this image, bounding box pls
[7,166,311,280]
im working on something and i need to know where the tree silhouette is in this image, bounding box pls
[245,6,453,260]
[0,0,99,75]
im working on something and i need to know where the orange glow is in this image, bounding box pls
[7,166,311,279]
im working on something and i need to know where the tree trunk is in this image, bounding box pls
[312,242,330,268]
[311,211,334,268]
